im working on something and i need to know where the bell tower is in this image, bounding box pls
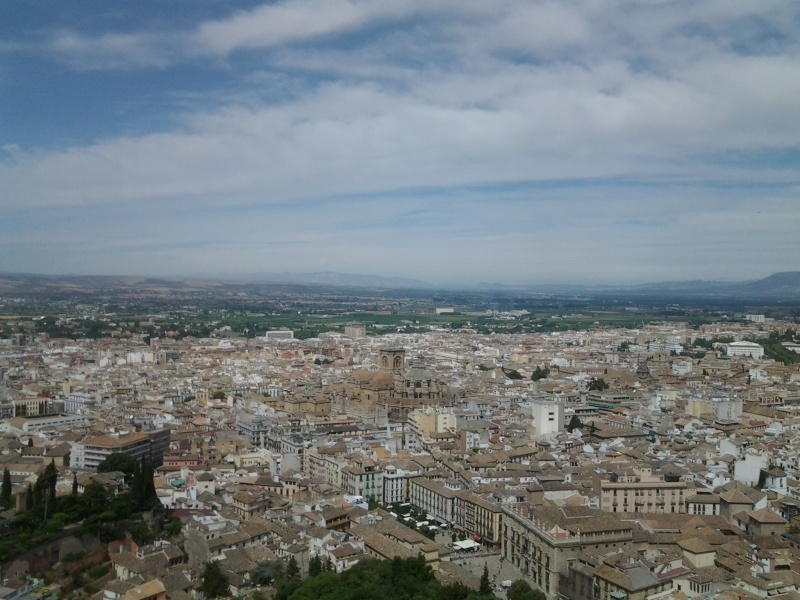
[379,348,405,374]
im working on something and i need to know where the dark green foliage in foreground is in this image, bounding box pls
[201,561,230,599]
[275,556,496,600]
[480,564,491,595]
[1,468,12,509]
[97,453,138,479]
[0,458,162,562]
[506,580,547,600]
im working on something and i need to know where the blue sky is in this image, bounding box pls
[1,0,799,286]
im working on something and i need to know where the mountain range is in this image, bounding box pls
[0,271,799,298]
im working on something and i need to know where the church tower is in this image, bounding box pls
[379,348,405,374]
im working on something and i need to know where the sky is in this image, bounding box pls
[1,0,799,287]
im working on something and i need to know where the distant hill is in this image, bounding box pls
[738,271,800,293]
[0,271,798,297]
[469,272,800,297]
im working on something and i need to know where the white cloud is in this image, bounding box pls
[2,1,799,282]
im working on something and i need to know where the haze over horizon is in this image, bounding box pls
[2,1,799,287]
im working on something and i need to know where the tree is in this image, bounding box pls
[35,461,58,510]
[25,483,34,511]
[566,414,583,433]
[72,473,78,495]
[27,438,34,447]
[1,468,11,509]
[97,453,138,480]
[758,469,768,489]
[531,366,550,381]
[81,482,108,517]
[286,556,300,579]
[201,561,230,599]
[587,377,609,391]
[507,579,546,600]
[479,564,491,596]
[131,459,158,511]
[251,561,283,585]
[308,555,322,577]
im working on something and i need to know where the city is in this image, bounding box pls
[2,1,799,599]
[1,279,800,600]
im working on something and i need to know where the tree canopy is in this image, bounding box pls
[274,556,496,600]
[566,414,583,433]
[506,580,546,600]
[201,561,230,599]
[531,366,550,381]
[97,453,138,478]
[587,377,609,391]
[1,468,12,509]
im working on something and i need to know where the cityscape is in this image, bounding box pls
[0,275,800,600]
[2,1,800,600]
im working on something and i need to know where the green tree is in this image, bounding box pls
[308,555,322,577]
[72,473,78,495]
[97,453,138,480]
[1,468,11,508]
[502,368,523,380]
[165,518,182,536]
[251,561,283,585]
[25,483,34,511]
[286,556,300,579]
[587,377,609,391]
[531,366,550,381]
[201,561,230,599]
[566,414,583,433]
[81,482,108,517]
[507,579,546,600]
[131,459,158,511]
[35,461,58,510]
[479,564,491,596]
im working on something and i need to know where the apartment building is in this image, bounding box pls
[600,467,688,514]
[408,477,456,525]
[341,454,383,501]
[71,429,171,469]
[454,491,503,546]
[382,460,424,505]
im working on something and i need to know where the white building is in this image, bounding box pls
[530,399,564,438]
[263,330,294,340]
[726,341,764,359]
